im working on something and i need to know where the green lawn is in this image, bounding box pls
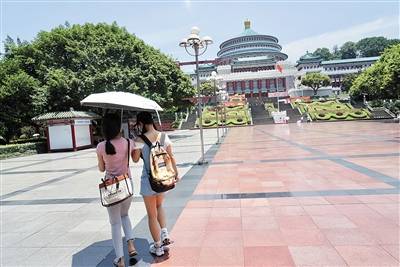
[292,100,372,121]
[196,105,252,127]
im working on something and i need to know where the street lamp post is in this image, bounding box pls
[209,71,222,144]
[362,93,367,105]
[179,27,213,165]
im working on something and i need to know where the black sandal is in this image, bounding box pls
[127,239,138,257]
[113,257,123,267]
[129,250,138,257]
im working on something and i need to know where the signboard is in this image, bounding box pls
[271,111,288,124]
[74,125,91,147]
[48,125,73,150]
[74,119,91,125]
[268,92,288,98]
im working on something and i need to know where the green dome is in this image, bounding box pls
[240,28,259,36]
[239,20,259,36]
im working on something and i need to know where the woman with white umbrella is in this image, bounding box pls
[96,113,137,267]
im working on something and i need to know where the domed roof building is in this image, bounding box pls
[217,20,288,63]
[189,20,379,99]
[208,20,297,97]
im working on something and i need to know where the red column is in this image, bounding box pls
[250,80,254,97]
[264,79,268,96]
[282,78,286,90]
[71,124,77,151]
[45,125,51,152]
[89,124,94,147]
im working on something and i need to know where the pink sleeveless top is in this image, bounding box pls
[96,137,134,178]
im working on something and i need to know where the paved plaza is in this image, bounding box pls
[1,121,399,266]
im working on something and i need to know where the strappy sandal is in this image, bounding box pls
[129,250,138,257]
[113,257,124,267]
[127,239,138,257]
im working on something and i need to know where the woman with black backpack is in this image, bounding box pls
[132,111,179,257]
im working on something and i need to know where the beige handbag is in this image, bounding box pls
[99,139,133,207]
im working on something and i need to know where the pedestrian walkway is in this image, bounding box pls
[0,129,219,267]
[157,121,399,267]
[0,122,399,266]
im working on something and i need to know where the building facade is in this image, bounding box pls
[189,20,379,98]
[296,52,379,88]
[206,20,293,97]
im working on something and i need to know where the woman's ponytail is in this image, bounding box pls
[105,139,116,155]
[102,113,121,155]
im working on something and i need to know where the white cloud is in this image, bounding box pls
[283,16,399,62]
[184,0,192,10]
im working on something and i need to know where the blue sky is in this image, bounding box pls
[2,0,399,67]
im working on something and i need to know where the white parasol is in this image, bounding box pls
[80,91,163,127]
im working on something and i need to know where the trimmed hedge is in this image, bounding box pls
[0,142,47,159]
[265,103,278,114]
[292,100,371,121]
[10,137,47,144]
[197,105,251,127]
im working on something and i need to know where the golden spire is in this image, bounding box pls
[244,19,251,30]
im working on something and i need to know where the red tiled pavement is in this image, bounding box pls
[154,122,399,266]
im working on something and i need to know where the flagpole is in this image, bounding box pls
[275,61,281,112]
[276,77,279,112]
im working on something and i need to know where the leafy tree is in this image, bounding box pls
[341,73,360,92]
[0,22,195,140]
[311,37,400,62]
[301,72,331,95]
[332,45,341,59]
[0,69,41,140]
[350,44,400,100]
[356,37,399,57]
[340,41,357,59]
[4,35,16,56]
[312,47,332,61]
[200,81,214,96]
[387,39,400,47]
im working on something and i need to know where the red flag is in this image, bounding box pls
[276,63,283,73]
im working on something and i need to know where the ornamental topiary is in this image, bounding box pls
[316,113,331,120]
[350,110,367,118]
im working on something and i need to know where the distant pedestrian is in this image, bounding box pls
[132,111,179,257]
[96,113,137,267]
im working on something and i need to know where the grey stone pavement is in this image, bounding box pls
[0,129,221,267]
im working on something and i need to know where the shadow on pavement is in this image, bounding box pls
[72,237,170,266]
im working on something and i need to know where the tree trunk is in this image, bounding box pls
[313,87,319,96]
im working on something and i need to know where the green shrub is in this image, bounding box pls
[10,137,46,144]
[200,105,251,127]
[171,120,180,129]
[0,122,7,139]
[20,126,36,137]
[0,142,47,159]
[299,100,371,121]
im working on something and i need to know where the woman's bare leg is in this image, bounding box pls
[143,196,161,242]
[156,194,166,229]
